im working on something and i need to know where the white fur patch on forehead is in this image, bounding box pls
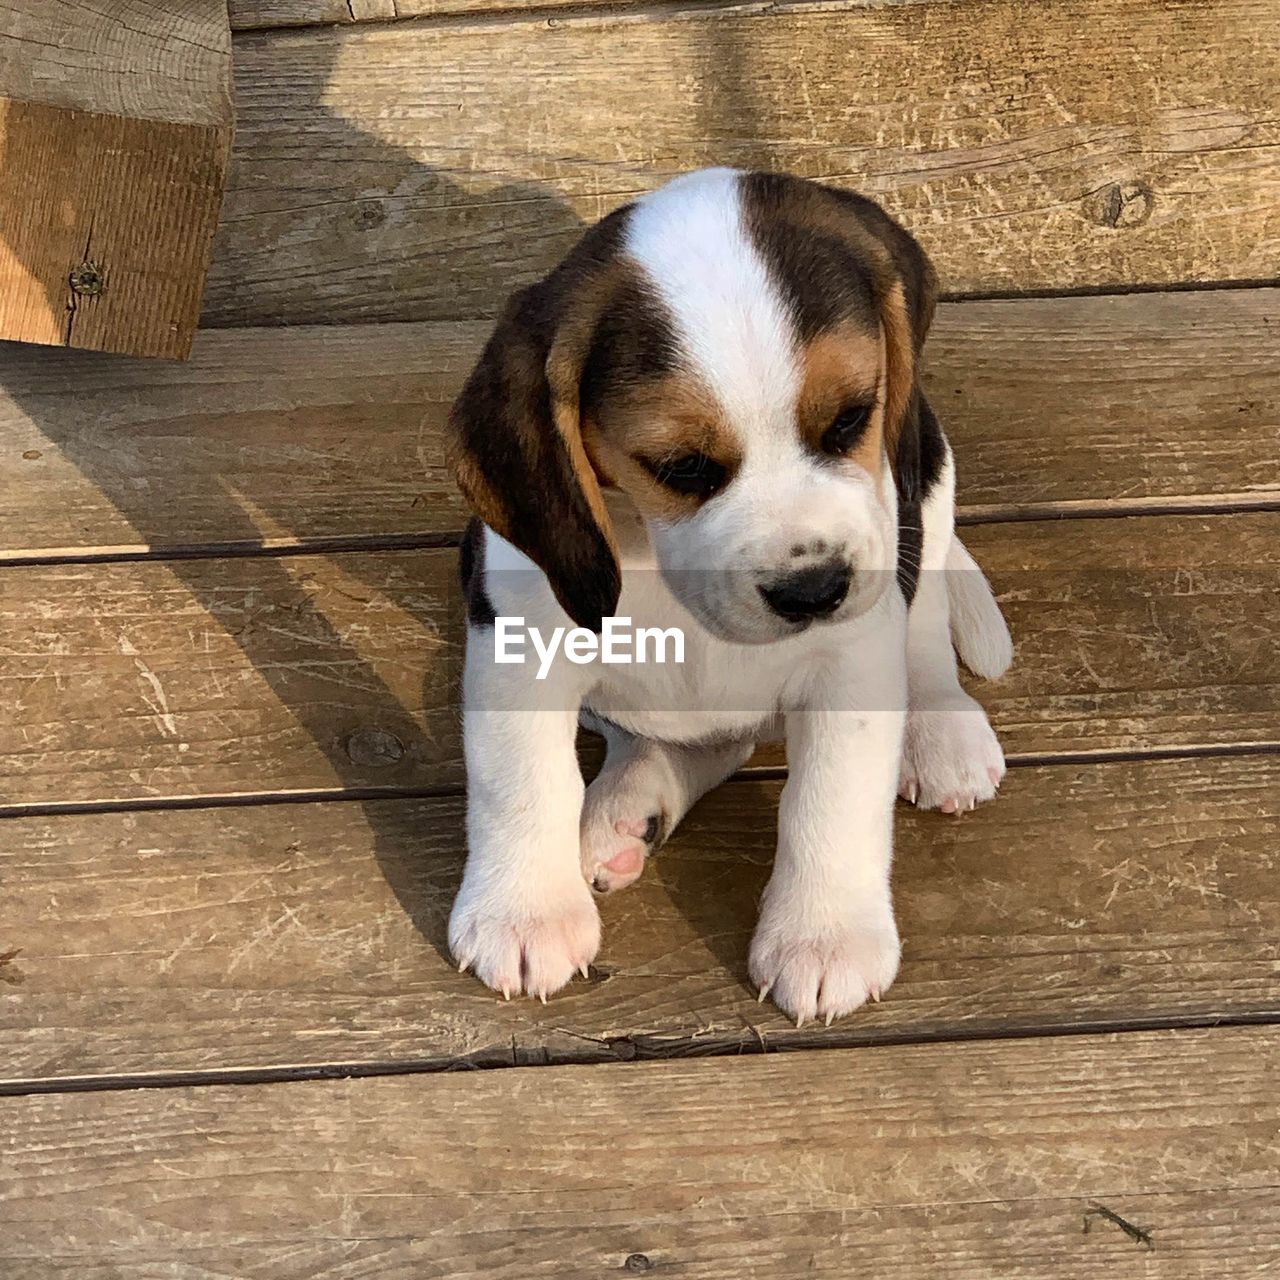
[623,168,801,440]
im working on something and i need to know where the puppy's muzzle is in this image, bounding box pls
[758,559,851,624]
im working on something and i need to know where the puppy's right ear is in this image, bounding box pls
[449,281,621,631]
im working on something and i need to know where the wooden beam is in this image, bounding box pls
[208,0,1280,326]
[2,755,1278,1085]
[2,1027,1278,1275]
[2,291,1277,560]
[0,2,233,358]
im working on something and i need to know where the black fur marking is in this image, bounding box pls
[895,391,947,605]
[895,389,946,507]
[459,517,496,628]
[580,272,678,420]
[740,172,879,339]
[821,184,938,350]
[897,499,923,605]
[642,812,666,850]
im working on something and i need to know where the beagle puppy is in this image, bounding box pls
[448,169,1012,1026]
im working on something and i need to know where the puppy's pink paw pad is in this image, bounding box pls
[581,811,665,894]
[614,817,652,841]
[604,843,644,876]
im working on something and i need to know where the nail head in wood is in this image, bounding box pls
[69,262,105,297]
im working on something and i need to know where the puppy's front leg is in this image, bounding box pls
[449,635,599,1000]
[749,604,907,1027]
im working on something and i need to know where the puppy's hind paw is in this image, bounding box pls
[580,775,668,894]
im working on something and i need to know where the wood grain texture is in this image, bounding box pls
[1,513,1276,808]
[2,1027,1278,1277]
[230,0,398,26]
[2,755,1278,1084]
[207,0,1280,327]
[961,513,1279,756]
[228,0,625,27]
[0,2,233,357]
[4,289,1277,559]
[0,550,463,807]
[0,322,476,557]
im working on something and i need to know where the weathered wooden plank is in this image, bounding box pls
[2,1027,1278,1277]
[228,0,630,27]
[4,290,1277,559]
[1,754,1278,1084]
[0,513,1276,808]
[0,550,462,807]
[932,289,1280,517]
[0,322,475,556]
[0,1,233,357]
[208,0,1280,327]
[230,0,397,25]
[961,513,1279,756]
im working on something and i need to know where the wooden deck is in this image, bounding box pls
[2,1,1279,1275]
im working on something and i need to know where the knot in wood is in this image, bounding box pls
[354,200,387,230]
[624,1256,654,1273]
[1085,182,1154,229]
[345,727,405,767]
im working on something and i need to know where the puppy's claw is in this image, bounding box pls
[824,1011,835,1027]
[578,964,591,980]
[757,984,771,1004]
[795,1014,806,1030]
[538,992,547,1005]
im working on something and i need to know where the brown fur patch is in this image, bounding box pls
[878,278,916,470]
[587,370,743,521]
[796,323,885,475]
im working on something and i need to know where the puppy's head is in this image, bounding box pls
[449,168,936,641]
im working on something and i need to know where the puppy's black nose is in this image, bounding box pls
[759,560,851,622]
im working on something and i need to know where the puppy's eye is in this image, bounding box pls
[644,452,728,498]
[821,404,872,455]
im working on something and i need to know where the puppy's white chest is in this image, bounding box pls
[581,574,804,743]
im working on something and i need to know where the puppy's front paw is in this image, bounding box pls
[449,872,600,1001]
[899,693,1005,814]
[748,893,901,1027]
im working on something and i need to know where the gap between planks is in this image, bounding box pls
[5,1007,1280,1099]
[2,740,1278,820]
[3,497,1279,570]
